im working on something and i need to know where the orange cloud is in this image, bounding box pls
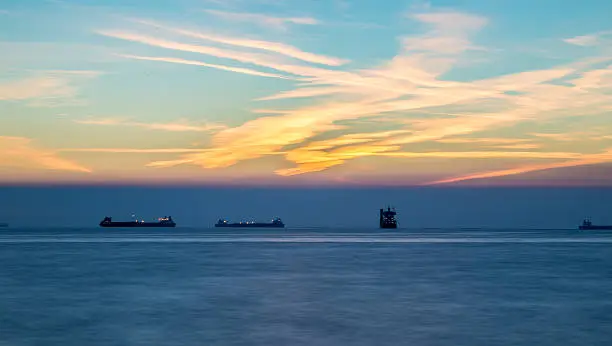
[59,148,203,153]
[104,9,612,183]
[425,149,612,185]
[492,144,541,150]
[437,138,532,144]
[277,143,401,176]
[0,136,91,172]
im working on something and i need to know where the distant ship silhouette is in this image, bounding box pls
[579,218,612,230]
[99,216,176,228]
[379,207,397,229]
[215,217,285,228]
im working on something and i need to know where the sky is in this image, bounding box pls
[1,0,612,186]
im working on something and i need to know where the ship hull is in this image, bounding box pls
[0,223,8,228]
[215,223,284,228]
[100,222,175,228]
[579,225,612,230]
[380,224,397,229]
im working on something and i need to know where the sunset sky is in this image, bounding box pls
[2,0,612,186]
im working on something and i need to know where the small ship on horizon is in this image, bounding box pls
[579,218,612,230]
[99,216,176,228]
[0,222,8,228]
[380,207,397,229]
[215,217,285,228]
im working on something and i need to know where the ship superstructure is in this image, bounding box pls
[379,207,397,229]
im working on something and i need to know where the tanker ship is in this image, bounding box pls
[99,216,176,228]
[215,217,285,228]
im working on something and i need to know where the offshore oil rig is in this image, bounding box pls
[379,206,398,229]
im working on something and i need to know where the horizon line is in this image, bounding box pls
[1,182,611,189]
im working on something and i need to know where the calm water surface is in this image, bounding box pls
[1,228,611,346]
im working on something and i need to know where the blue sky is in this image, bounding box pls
[1,0,612,185]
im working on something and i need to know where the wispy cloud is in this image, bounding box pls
[275,140,574,177]
[98,29,349,80]
[75,118,226,132]
[102,7,612,184]
[425,149,612,185]
[59,148,203,153]
[411,11,488,32]
[403,11,488,56]
[0,70,101,107]
[530,128,612,142]
[143,11,611,179]
[564,31,612,46]
[565,35,599,46]
[381,151,576,159]
[435,138,540,149]
[530,132,576,141]
[436,138,532,144]
[492,144,541,150]
[204,9,318,30]
[98,30,334,79]
[120,54,296,79]
[0,136,91,172]
[131,19,348,66]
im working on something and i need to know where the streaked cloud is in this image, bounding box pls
[59,148,203,153]
[97,30,357,86]
[381,151,578,159]
[131,19,349,66]
[530,128,612,142]
[492,144,541,150]
[99,30,285,67]
[98,30,337,79]
[0,136,91,172]
[75,118,226,132]
[425,149,612,185]
[274,125,575,176]
[204,9,318,30]
[530,133,577,141]
[119,55,296,79]
[564,31,612,46]
[277,146,577,177]
[4,2,612,185]
[0,70,101,106]
[112,8,612,184]
[437,138,532,144]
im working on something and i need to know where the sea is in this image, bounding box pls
[1,227,611,346]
